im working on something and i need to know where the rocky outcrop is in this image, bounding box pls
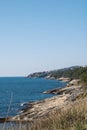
[58,77,70,82]
[0,79,83,123]
[43,80,80,95]
[7,94,70,122]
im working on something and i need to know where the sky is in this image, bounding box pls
[0,0,87,76]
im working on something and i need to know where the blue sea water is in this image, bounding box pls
[0,77,66,118]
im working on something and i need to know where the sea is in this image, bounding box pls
[0,77,67,118]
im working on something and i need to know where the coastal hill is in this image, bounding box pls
[27,66,87,82]
[27,66,81,78]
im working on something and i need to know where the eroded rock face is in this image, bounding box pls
[43,84,81,95]
[10,94,70,122]
[58,77,70,82]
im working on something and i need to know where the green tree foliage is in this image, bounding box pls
[51,67,87,80]
[28,66,87,87]
[80,72,87,86]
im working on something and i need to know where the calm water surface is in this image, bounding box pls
[0,77,66,117]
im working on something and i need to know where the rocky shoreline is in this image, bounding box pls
[0,79,83,123]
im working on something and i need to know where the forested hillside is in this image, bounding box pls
[28,66,87,86]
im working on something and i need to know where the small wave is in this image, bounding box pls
[20,102,28,107]
[18,110,23,114]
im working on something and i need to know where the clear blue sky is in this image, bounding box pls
[0,0,87,76]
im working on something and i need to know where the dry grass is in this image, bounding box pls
[29,99,87,130]
[76,91,87,99]
[1,99,87,130]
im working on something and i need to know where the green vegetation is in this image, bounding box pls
[51,66,87,80]
[80,69,87,86]
[28,66,87,87]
